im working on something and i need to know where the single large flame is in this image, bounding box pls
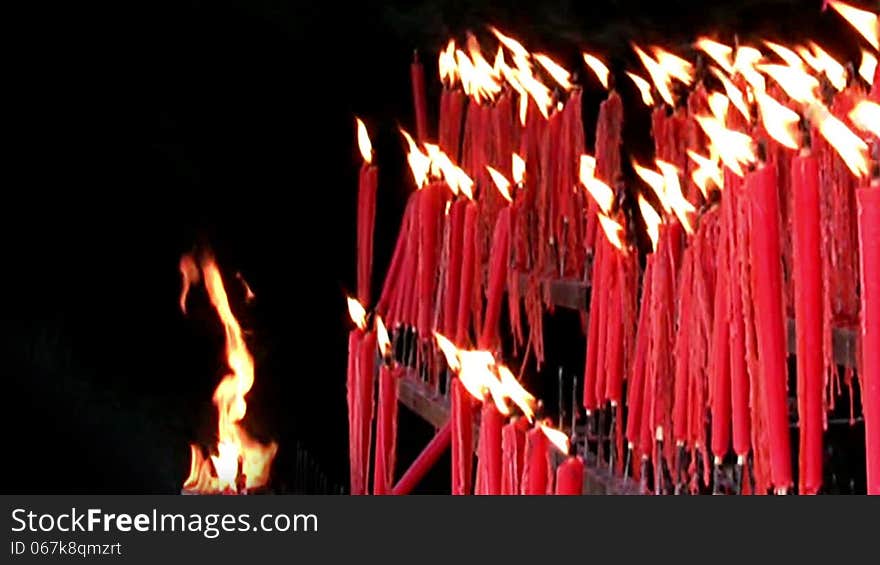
[486,166,513,203]
[183,255,278,494]
[828,0,879,50]
[582,52,610,89]
[534,53,573,91]
[859,49,878,85]
[695,115,757,176]
[754,89,802,150]
[638,195,663,253]
[695,38,734,75]
[626,72,655,106]
[356,117,372,165]
[538,421,570,454]
[849,100,880,138]
[347,296,368,331]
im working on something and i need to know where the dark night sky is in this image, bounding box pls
[3,0,867,493]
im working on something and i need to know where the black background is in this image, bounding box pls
[3,0,867,493]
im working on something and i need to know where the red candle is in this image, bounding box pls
[605,250,626,405]
[555,456,585,495]
[673,248,695,446]
[522,427,552,495]
[626,257,655,453]
[418,183,443,339]
[451,378,474,495]
[456,201,478,346]
[411,52,429,144]
[373,364,399,495]
[747,164,793,491]
[479,206,511,350]
[594,241,612,404]
[501,418,527,495]
[710,220,731,463]
[791,151,824,495]
[583,239,606,411]
[377,194,417,320]
[857,180,880,494]
[356,330,377,496]
[346,328,363,494]
[443,200,465,335]
[356,119,378,307]
[477,401,504,495]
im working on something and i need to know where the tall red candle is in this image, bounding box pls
[456,201,478,346]
[411,52,429,144]
[747,164,793,491]
[626,257,655,453]
[418,183,443,339]
[479,206,511,350]
[791,151,824,495]
[673,248,695,446]
[356,120,378,307]
[377,196,416,320]
[346,328,363,494]
[522,427,552,495]
[583,240,606,411]
[443,200,465,335]
[357,330,377,496]
[709,220,731,462]
[477,401,504,495]
[555,456,585,495]
[451,378,474,495]
[501,418,527,495]
[373,364,399,495]
[857,181,880,494]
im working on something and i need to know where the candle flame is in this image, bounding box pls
[632,159,669,212]
[652,46,695,86]
[687,150,723,197]
[538,422,570,454]
[534,53,573,91]
[486,166,513,203]
[754,89,802,150]
[656,159,696,234]
[711,67,752,120]
[849,100,880,138]
[582,52,610,89]
[758,63,820,104]
[579,155,614,215]
[811,104,871,177]
[707,91,730,122]
[733,45,767,92]
[828,0,879,50]
[376,316,391,358]
[179,253,200,314]
[400,129,431,188]
[638,195,663,252]
[859,49,878,85]
[512,153,526,185]
[497,364,536,422]
[490,27,530,60]
[695,37,735,74]
[356,117,373,164]
[626,71,655,106]
[439,40,458,86]
[434,332,462,373]
[597,213,626,250]
[797,42,847,92]
[511,65,554,120]
[763,41,806,71]
[695,115,757,176]
[347,296,368,331]
[633,44,676,106]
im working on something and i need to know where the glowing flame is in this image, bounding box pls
[632,159,669,212]
[707,91,730,122]
[512,65,554,119]
[582,52,610,89]
[235,272,255,303]
[439,40,458,86]
[711,68,751,121]
[828,0,879,50]
[656,159,696,234]
[849,100,880,138]
[695,38,734,74]
[457,350,498,402]
[754,89,801,150]
[652,46,695,86]
[758,64,820,104]
[490,27,530,60]
[183,255,277,493]
[579,155,614,215]
[695,115,757,176]
[797,42,847,92]
[435,332,462,372]
[534,53,573,90]
[633,45,676,106]
[376,316,391,358]
[425,144,473,198]
[638,195,663,252]
[400,129,430,188]
[347,296,367,331]
[859,49,878,85]
[687,150,723,197]
[356,117,373,165]
[733,45,766,91]
[597,213,626,250]
[512,153,526,185]
[179,253,200,314]
[486,166,513,203]
[497,364,535,422]
[538,422,570,454]
[764,41,806,71]
[812,105,870,177]
[626,72,655,106]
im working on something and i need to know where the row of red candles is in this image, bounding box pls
[348,2,880,495]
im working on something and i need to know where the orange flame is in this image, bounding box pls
[626,71,655,106]
[490,27,530,61]
[486,166,513,203]
[582,52,610,89]
[497,364,536,422]
[638,195,663,252]
[828,0,879,50]
[632,159,669,212]
[758,63,820,104]
[754,89,802,150]
[859,49,878,85]
[439,40,458,86]
[534,53,573,91]
[711,67,751,121]
[512,153,526,185]
[797,42,847,92]
[400,129,431,188]
[695,115,757,176]
[347,296,368,331]
[179,253,200,314]
[687,150,723,197]
[695,38,734,75]
[435,332,462,372]
[235,272,256,304]
[733,45,767,91]
[579,155,614,215]
[764,41,806,71]
[811,104,870,177]
[457,350,498,402]
[707,91,730,122]
[538,421,570,454]
[376,316,391,358]
[849,100,880,138]
[597,213,626,251]
[356,117,373,165]
[652,46,695,86]
[633,44,676,106]
[183,255,277,493]
[656,159,696,234]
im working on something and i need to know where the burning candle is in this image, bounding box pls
[477,398,505,495]
[502,417,528,495]
[418,182,444,341]
[356,118,378,307]
[555,456,585,495]
[522,422,555,495]
[791,150,824,495]
[451,376,475,495]
[373,317,398,495]
[456,200,478,346]
[479,167,513,351]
